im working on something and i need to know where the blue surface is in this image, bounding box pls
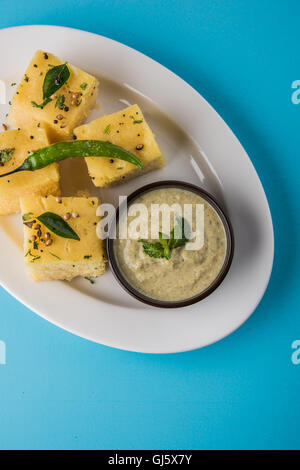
[0,0,299,450]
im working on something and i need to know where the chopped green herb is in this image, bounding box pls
[49,252,61,260]
[30,256,41,262]
[55,94,65,109]
[133,120,143,124]
[84,255,92,259]
[24,74,29,82]
[76,99,82,107]
[139,217,190,260]
[22,212,34,221]
[11,82,16,87]
[139,240,165,259]
[25,249,32,257]
[0,148,15,163]
[80,82,88,90]
[33,241,38,250]
[103,124,111,134]
[84,277,95,284]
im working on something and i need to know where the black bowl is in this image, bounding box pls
[106,181,234,308]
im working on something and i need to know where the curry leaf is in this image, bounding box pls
[43,63,70,101]
[37,212,80,241]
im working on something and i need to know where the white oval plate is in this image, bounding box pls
[0,25,273,353]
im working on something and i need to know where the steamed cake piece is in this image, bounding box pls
[74,104,165,187]
[20,195,106,281]
[7,50,99,142]
[0,126,60,215]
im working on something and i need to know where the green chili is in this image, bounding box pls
[0,140,143,177]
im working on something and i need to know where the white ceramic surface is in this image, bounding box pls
[0,25,274,353]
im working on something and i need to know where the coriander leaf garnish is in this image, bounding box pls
[0,148,15,163]
[103,124,111,134]
[84,276,95,284]
[139,240,165,259]
[159,232,171,260]
[30,256,41,262]
[24,74,29,82]
[55,94,65,109]
[139,217,190,260]
[133,120,143,124]
[83,255,92,259]
[80,82,88,90]
[49,252,61,260]
[33,241,39,250]
[22,212,34,221]
[37,212,80,241]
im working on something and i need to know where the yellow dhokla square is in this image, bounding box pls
[74,104,165,187]
[8,50,99,142]
[0,126,60,215]
[20,195,106,281]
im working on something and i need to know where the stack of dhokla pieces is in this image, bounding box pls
[0,50,165,281]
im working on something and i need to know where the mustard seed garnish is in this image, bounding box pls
[30,135,34,139]
[44,232,51,240]
[56,114,64,120]
[63,212,71,220]
[29,235,37,242]
[36,229,42,238]
[43,53,49,59]
[34,224,41,230]
[53,119,58,124]
[136,144,144,150]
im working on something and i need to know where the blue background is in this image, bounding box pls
[0,0,299,450]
